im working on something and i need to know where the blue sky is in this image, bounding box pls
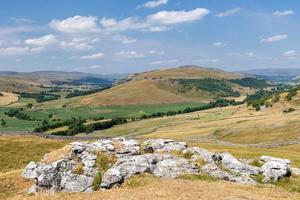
[0,0,299,73]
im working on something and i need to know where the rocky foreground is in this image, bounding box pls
[22,138,299,193]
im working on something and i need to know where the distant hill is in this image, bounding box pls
[0,71,126,93]
[76,66,262,106]
[238,68,300,82]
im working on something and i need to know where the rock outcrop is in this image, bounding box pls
[22,138,295,193]
[259,156,291,182]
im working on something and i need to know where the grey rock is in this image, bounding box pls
[22,161,39,179]
[217,153,259,176]
[260,161,291,183]
[60,172,93,192]
[202,163,256,185]
[100,168,123,189]
[153,155,199,178]
[144,139,187,153]
[260,156,290,165]
[101,153,198,189]
[183,147,214,163]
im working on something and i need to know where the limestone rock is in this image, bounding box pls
[260,161,291,183]
[202,163,256,185]
[217,153,259,176]
[60,172,93,192]
[143,139,187,153]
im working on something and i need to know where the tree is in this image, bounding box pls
[1,119,6,127]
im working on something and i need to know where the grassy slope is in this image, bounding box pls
[75,66,245,106]
[1,136,300,200]
[0,136,68,200]
[0,92,18,106]
[91,92,300,145]
[0,102,204,132]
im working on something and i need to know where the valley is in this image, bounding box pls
[0,66,300,200]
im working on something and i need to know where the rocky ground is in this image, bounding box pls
[21,138,300,193]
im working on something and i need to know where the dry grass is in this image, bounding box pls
[41,145,71,164]
[0,92,18,106]
[11,178,300,200]
[0,170,32,200]
[78,66,244,106]
[0,136,69,173]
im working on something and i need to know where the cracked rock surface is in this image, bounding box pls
[22,138,295,193]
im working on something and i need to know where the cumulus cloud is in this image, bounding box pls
[71,52,104,60]
[115,51,145,59]
[273,10,294,16]
[25,34,57,46]
[60,37,97,51]
[112,35,137,44]
[100,17,148,31]
[213,42,226,47]
[50,15,99,33]
[261,34,288,43]
[139,0,168,9]
[147,8,210,24]
[216,8,242,17]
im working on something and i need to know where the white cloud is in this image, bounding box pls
[213,42,226,47]
[72,52,104,60]
[148,8,210,24]
[100,17,148,31]
[10,17,33,23]
[25,34,57,46]
[261,34,288,43]
[216,8,242,17]
[0,46,43,56]
[139,0,168,9]
[149,50,165,55]
[115,51,145,59]
[60,37,97,51]
[148,26,168,32]
[112,35,137,44]
[151,59,178,65]
[282,50,296,57]
[90,65,102,69]
[50,15,99,33]
[273,10,294,16]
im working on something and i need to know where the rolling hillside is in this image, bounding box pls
[78,66,258,106]
[0,71,121,93]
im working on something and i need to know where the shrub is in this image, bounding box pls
[93,172,102,190]
[72,162,84,175]
[95,152,117,173]
[283,108,296,113]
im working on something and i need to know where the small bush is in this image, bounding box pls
[72,162,84,175]
[95,152,117,173]
[283,108,296,113]
[93,172,102,190]
[250,159,262,167]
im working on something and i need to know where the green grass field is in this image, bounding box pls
[0,101,205,132]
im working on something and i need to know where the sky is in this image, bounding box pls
[0,0,299,74]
